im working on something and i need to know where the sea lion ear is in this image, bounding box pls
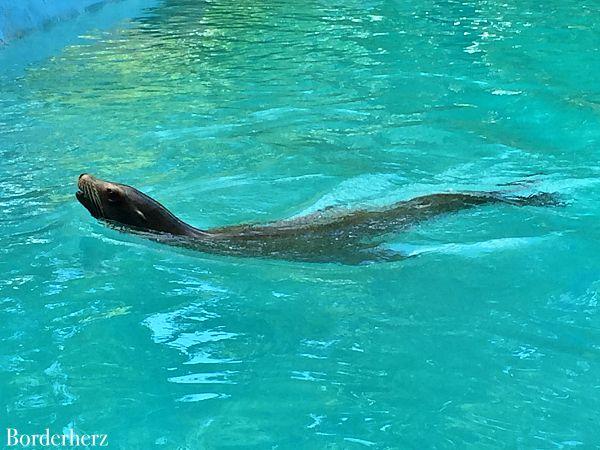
[135,209,147,222]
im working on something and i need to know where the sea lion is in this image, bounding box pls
[76,173,559,264]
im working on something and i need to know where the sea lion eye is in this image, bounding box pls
[106,187,120,202]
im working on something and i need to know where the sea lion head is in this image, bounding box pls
[76,173,193,235]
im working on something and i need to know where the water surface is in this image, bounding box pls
[1,0,599,448]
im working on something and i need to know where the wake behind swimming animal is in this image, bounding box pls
[76,174,560,264]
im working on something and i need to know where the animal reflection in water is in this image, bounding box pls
[76,174,559,264]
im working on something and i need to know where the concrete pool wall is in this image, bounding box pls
[0,0,116,43]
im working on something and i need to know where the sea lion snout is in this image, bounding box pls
[78,173,114,196]
[76,173,106,218]
[78,173,96,187]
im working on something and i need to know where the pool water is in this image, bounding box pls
[1,0,599,448]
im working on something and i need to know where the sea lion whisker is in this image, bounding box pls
[90,185,104,215]
[81,182,91,203]
[84,182,101,216]
[83,183,94,210]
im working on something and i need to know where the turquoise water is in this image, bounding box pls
[1,0,599,447]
